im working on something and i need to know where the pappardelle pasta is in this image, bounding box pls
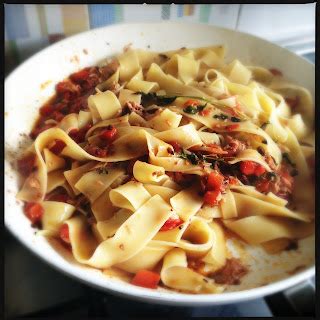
[16,46,315,294]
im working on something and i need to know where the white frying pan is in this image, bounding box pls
[5,22,315,307]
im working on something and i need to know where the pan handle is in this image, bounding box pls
[265,279,315,316]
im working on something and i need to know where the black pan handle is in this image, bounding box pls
[265,279,315,317]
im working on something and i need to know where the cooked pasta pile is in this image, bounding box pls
[16,46,315,293]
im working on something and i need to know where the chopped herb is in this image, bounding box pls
[178,149,201,165]
[183,105,198,114]
[178,225,183,230]
[96,167,109,174]
[137,92,177,107]
[203,278,209,283]
[282,153,296,167]
[260,122,270,130]
[230,116,241,122]
[183,103,207,115]
[213,113,228,120]
[186,153,200,165]
[290,168,299,177]
[178,149,188,160]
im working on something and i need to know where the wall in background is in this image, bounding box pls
[5,4,315,74]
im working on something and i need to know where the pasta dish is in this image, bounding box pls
[16,46,315,293]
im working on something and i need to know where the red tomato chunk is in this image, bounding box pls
[60,224,70,243]
[203,171,224,207]
[240,161,266,176]
[206,171,224,191]
[131,270,161,289]
[85,145,108,157]
[49,139,66,155]
[204,189,221,206]
[225,124,239,131]
[160,217,183,231]
[24,202,44,224]
[69,124,92,143]
[183,99,201,107]
[169,141,182,153]
[99,125,117,143]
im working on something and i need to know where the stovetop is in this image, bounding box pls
[5,52,314,319]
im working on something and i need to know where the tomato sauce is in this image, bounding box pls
[30,66,107,140]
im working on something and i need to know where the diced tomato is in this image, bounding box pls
[59,224,70,243]
[254,165,266,176]
[40,104,54,117]
[202,171,224,206]
[70,68,90,83]
[269,68,283,76]
[223,107,237,117]
[68,124,91,143]
[17,154,36,176]
[131,270,161,289]
[228,176,239,185]
[225,124,239,131]
[160,217,183,231]
[68,128,80,142]
[199,108,211,117]
[24,202,44,224]
[49,139,66,155]
[240,161,266,176]
[207,171,224,191]
[240,161,256,175]
[203,190,221,206]
[183,99,201,107]
[99,125,117,143]
[169,141,182,153]
[86,145,108,157]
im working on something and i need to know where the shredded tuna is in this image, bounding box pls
[190,144,228,155]
[273,164,294,200]
[210,258,248,285]
[256,163,294,200]
[123,101,144,117]
[223,135,247,156]
[99,60,119,79]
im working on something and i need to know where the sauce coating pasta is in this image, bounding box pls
[16,46,315,293]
